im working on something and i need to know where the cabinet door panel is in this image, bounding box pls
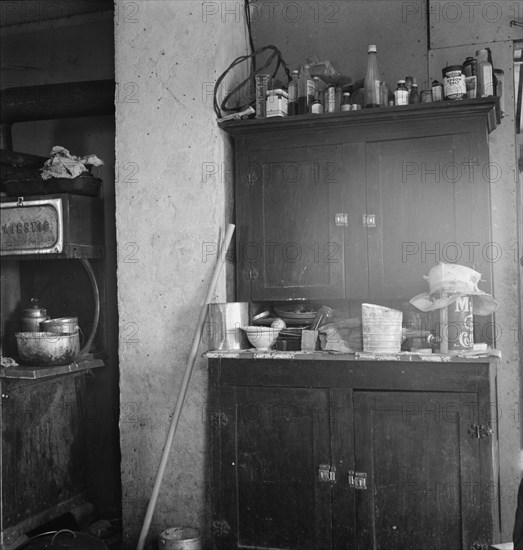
[354,391,489,550]
[245,145,345,301]
[217,386,332,549]
[366,132,491,299]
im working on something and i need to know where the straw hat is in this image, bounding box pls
[409,263,498,316]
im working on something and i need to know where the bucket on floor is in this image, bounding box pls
[362,304,403,353]
[158,527,201,550]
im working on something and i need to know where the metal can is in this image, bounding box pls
[325,86,336,113]
[463,56,477,77]
[431,80,443,101]
[266,89,288,118]
[442,65,466,100]
[255,74,271,118]
[446,296,474,351]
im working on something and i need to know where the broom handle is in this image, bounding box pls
[137,224,235,550]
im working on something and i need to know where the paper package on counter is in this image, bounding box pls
[41,146,104,180]
[319,318,363,353]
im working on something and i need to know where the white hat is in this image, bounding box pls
[409,263,498,316]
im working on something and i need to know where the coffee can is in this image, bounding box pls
[446,296,474,350]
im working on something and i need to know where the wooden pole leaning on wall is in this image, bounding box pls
[137,224,236,550]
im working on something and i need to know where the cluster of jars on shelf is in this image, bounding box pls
[257,45,502,119]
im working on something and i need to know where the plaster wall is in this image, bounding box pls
[250,0,429,90]
[428,1,522,541]
[114,2,248,546]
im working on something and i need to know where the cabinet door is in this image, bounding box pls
[365,131,491,300]
[239,144,345,301]
[353,391,493,550]
[213,386,332,549]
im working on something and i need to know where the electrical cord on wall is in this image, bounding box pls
[213,44,291,118]
[244,0,256,69]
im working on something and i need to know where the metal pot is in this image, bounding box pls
[15,332,80,366]
[21,298,49,332]
[15,530,107,550]
[40,317,79,335]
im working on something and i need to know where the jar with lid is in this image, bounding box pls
[21,298,49,332]
[442,65,466,100]
[266,89,288,118]
[394,80,409,106]
[341,92,351,111]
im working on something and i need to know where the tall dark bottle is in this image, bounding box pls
[298,64,315,115]
[364,45,381,108]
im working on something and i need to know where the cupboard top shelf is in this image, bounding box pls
[205,350,499,363]
[219,97,499,136]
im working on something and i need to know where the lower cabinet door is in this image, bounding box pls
[353,391,492,550]
[212,386,333,549]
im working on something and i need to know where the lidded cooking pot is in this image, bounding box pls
[21,298,49,332]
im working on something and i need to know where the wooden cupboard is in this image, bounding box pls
[220,99,498,303]
[208,356,499,550]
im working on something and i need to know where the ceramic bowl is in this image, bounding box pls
[242,326,281,351]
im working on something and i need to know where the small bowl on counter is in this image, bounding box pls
[242,326,281,351]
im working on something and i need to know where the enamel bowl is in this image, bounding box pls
[242,326,281,351]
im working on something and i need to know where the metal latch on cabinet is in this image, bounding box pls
[468,424,493,439]
[243,268,259,280]
[318,464,336,483]
[362,214,376,228]
[348,470,367,490]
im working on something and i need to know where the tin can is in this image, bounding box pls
[266,89,288,118]
[255,74,271,118]
[325,86,336,112]
[446,296,474,351]
[431,80,443,101]
[463,57,477,77]
[442,65,466,100]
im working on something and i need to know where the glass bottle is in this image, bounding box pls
[394,80,409,106]
[476,49,493,97]
[298,64,315,115]
[379,81,389,108]
[405,76,413,100]
[409,80,420,104]
[287,69,299,116]
[341,92,351,111]
[486,48,498,96]
[364,45,381,108]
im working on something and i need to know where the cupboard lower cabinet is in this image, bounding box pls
[208,356,499,550]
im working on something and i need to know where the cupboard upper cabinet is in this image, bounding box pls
[236,141,345,301]
[220,99,498,302]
